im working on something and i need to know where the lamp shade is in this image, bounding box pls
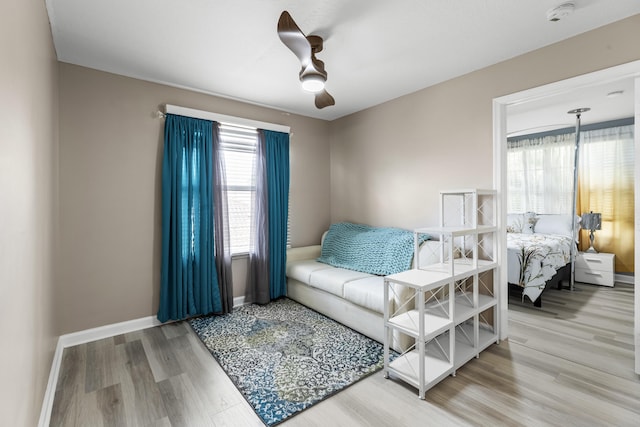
[581,211,601,231]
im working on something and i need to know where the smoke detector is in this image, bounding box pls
[547,2,575,22]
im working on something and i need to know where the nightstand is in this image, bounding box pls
[575,252,615,287]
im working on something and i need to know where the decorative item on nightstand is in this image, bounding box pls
[581,211,601,253]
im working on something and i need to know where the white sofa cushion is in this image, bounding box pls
[342,276,386,314]
[308,267,372,297]
[286,259,332,284]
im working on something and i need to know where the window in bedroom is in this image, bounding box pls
[219,123,292,255]
[506,132,575,214]
[219,123,258,255]
[507,120,635,272]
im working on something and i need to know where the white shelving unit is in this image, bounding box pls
[383,189,499,398]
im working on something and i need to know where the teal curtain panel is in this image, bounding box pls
[158,114,222,322]
[264,130,290,300]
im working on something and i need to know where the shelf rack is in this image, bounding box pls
[383,189,499,398]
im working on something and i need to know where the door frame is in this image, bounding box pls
[492,60,640,374]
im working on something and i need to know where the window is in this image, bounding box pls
[163,105,291,255]
[219,122,292,255]
[219,123,258,254]
[507,122,635,272]
[506,133,575,214]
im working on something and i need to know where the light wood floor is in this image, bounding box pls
[50,282,639,426]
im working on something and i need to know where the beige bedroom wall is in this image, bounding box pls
[330,14,640,229]
[57,64,330,334]
[0,0,59,425]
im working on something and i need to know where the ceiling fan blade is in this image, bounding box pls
[277,11,311,66]
[278,11,336,109]
[315,90,335,109]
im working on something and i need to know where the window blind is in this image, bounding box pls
[219,123,257,254]
[219,123,292,254]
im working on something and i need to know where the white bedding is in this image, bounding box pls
[507,232,573,303]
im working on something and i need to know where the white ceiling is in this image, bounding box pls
[508,77,636,136]
[46,0,640,122]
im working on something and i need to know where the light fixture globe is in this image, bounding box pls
[300,73,325,92]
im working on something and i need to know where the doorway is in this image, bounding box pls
[493,60,640,374]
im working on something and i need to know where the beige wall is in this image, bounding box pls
[57,64,331,334]
[55,14,640,335]
[330,14,640,230]
[0,0,59,426]
[3,10,638,422]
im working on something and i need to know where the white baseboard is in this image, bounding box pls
[615,273,635,285]
[39,299,247,426]
[38,339,65,427]
[59,315,163,348]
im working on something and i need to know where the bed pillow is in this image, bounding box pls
[522,212,536,234]
[506,213,524,233]
[534,214,575,238]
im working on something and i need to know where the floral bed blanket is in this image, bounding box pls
[507,233,573,303]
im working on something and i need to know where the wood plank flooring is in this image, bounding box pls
[50,283,639,426]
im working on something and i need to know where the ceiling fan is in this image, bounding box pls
[277,11,335,109]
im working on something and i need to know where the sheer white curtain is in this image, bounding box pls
[245,130,270,304]
[579,124,635,271]
[580,125,634,209]
[507,132,575,214]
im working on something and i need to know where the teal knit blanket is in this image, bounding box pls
[317,222,427,276]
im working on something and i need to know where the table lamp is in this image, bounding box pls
[581,211,601,253]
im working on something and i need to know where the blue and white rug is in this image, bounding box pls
[189,298,386,426]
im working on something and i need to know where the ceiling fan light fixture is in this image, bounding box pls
[278,11,334,108]
[300,74,325,92]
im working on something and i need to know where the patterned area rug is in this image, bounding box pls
[189,298,386,426]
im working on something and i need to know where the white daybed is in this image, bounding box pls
[286,223,440,346]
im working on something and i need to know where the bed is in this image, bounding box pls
[506,213,575,306]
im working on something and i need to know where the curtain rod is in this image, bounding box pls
[160,104,290,134]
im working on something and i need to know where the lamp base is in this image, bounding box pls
[585,230,598,253]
